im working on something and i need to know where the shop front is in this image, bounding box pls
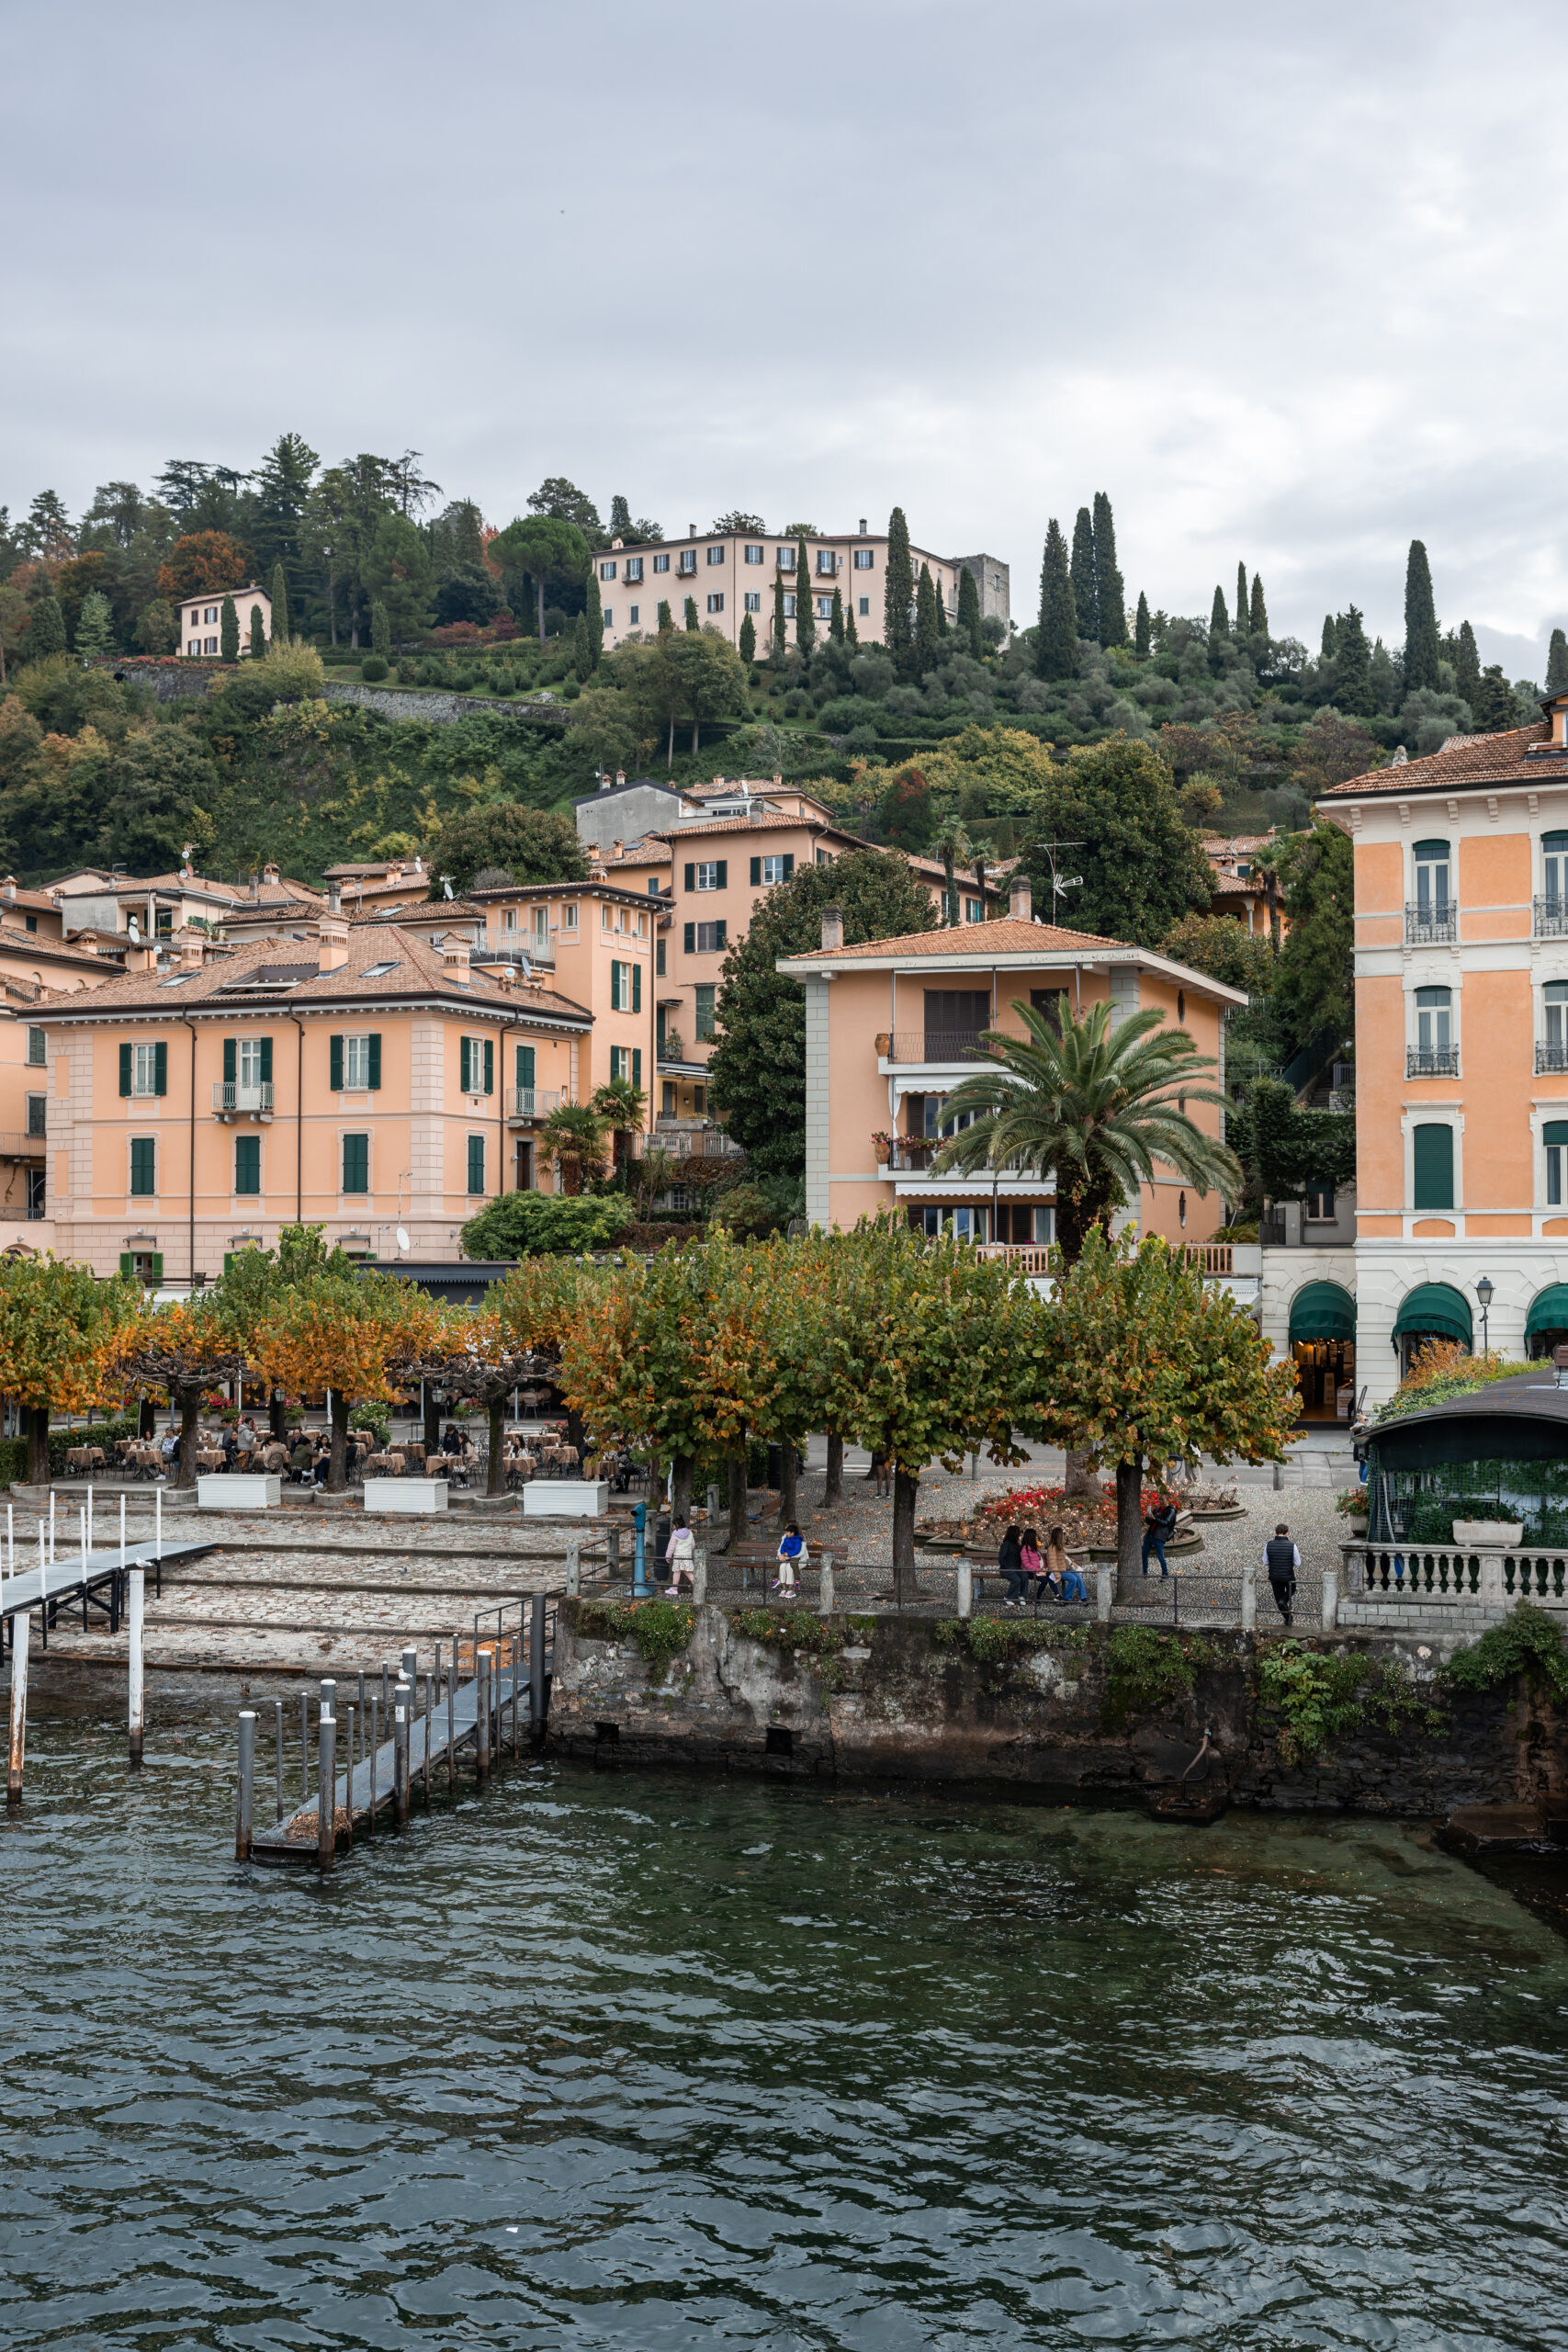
[1287,1279,1357,1420]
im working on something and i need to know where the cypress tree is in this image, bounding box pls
[1403,539,1440,693]
[1236,561,1248,639]
[684,595,699,631]
[771,573,787,665]
[587,572,604,663]
[1070,506,1097,645]
[28,594,65,657]
[956,562,982,657]
[249,604,265,659]
[1249,572,1269,636]
[658,598,673,633]
[1334,605,1373,715]
[794,535,816,658]
[1210,585,1229,641]
[74,589,114,658]
[370,599,391,658]
[934,577,948,636]
[1548,628,1568,694]
[1455,619,1481,709]
[844,596,859,650]
[1321,614,1339,661]
[1134,591,1151,659]
[1473,666,1516,732]
[829,586,844,645]
[884,506,914,674]
[269,559,289,645]
[739,611,757,664]
[1092,492,1125,647]
[571,612,592,675]
[1035,518,1077,681]
[914,564,940,674]
[220,594,240,662]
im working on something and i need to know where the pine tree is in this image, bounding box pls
[884,507,914,674]
[829,587,844,645]
[771,573,787,665]
[220,594,239,662]
[28,594,65,657]
[1455,619,1481,709]
[1070,506,1097,645]
[1549,628,1568,694]
[1321,614,1339,661]
[739,611,757,664]
[1092,492,1124,647]
[74,588,114,659]
[914,564,940,674]
[370,599,391,658]
[794,535,816,658]
[269,560,288,646]
[1134,591,1151,659]
[609,494,633,539]
[1472,666,1517,732]
[249,604,265,659]
[934,577,948,636]
[587,572,604,663]
[1334,605,1373,715]
[1248,572,1269,636]
[1403,539,1440,693]
[844,597,859,650]
[1210,585,1229,640]
[956,562,982,656]
[684,595,699,632]
[1035,518,1077,681]
[1236,561,1248,638]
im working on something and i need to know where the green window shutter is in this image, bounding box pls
[260,1037,273,1084]
[120,1251,133,1276]
[223,1252,234,1274]
[632,1047,642,1089]
[483,1038,494,1094]
[1546,1121,1568,1147]
[153,1041,167,1096]
[468,1134,486,1193]
[783,854,795,877]
[656,940,665,976]
[329,1035,344,1091]
[610,960,622,1012]
[459,1037,471,1092]
[1412,1125,1454,1211]
[342,1133,368,1193]
[151,1253,164,1285]
[223,1038,237,1084]
[118,1043,131,1097]
[130,1137,155,1195]
[235,1136,260,1194]
[367,1034,380,1091]
[684,863,695,891]
[683,922,694,953]
[715,920,727,949]
[610,1046,622,1082]
[750,856,761,886]
[715,860,727,888]
[632,964,642,1013]
[516,1044,535,1089]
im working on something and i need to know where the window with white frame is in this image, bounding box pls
[707,593,724,613]
[344,1034,375,1090]
[1413,838,1451,912]
[1416,985,1452,1057]
[532,906,548,945]
[502,908,517,931]
[853,548,874,569]
[602,608,613,628]
[744,592,761,612]
[694,862,721,890]
[628,605,639,625]
[777,546,795,570]
[653,551,670,572]
[815,596,831,619]
[132,1043,161,1095]
[27,1025,44,1067]
[560,901,578,931]
[783,594,795,618]
[678,549,697,574]
[816,551,835,574]
[626,556,643,582]
[1546,980,1568,1050]
[1548,1119,1568,1205]
[744,544,764,564]
[706,545,724,564]
[761,855,787,885]
[858,597,870,616]
[600,561,616,581]
[1545,831,1568,909]
[238,1037,266,1087]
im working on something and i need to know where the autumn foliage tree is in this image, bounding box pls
[0,1255,141,1483]
[248,1266,440,1490]
[116,1297,244,1487]
[156,532,250,601]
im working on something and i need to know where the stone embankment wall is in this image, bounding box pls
[549,1602,1562,1815]
[322,684,567,728]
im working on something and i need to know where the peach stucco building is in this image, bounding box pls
[776,878,1246,1243]
[1303,699,1568,1403]
[182,583,272,657]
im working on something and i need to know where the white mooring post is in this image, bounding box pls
[7,1611,30,1808]
[119,1495,126,1577]
[1321,1566,1339,1634]
[86,1483,93,1559]
[1240,1565,1257,1633]
[235,1709,255,1860]
[154,1486,163,1567]
[127,1569,145,1769]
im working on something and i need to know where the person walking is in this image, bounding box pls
[1265,1524,1300,1623]
[998,1524,1027,1606]
[1142,1494,1179,1578]
[665,1514,697,1597]
[773,1521,807,1597]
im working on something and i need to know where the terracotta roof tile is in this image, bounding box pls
[1323,720,1561,797]
[792,916,1134,961]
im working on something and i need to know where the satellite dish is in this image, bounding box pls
[443,877,454,900]
[396,1226,411,1254]
[127,916,141,944]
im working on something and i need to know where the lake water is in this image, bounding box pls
[5,1691,1568,2350]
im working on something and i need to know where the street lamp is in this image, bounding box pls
[1475,1273,1495,1357]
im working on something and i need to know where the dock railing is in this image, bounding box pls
[1343,1541,1568,1608]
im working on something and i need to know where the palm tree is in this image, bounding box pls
[930,997,1240,1263]
[540,1102,608,1196]
[1250,839,1285,953]
[930,816,974,926]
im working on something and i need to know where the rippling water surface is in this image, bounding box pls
[5,1692,1568,2350]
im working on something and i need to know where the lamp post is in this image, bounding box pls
[1475,1273,1494,1358]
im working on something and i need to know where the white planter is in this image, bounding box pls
[198,1473,280,1511]
[364,1478,449,1514]
[1452,1520,1524,1547]
[525,1478,608,1519]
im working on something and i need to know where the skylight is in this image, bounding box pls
[158,970,198,987]
[359,960,401,979]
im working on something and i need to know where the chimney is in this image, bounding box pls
[689,523,696,538]
[262,862,279,883]
[443,936,471,985]
[859,517,867,535]
[2,877,15,903]
[615,768,626,788]
[386,861,403,884]
[326,880,342,915]
[494,960,516,993]
[820,904,843,952]
[317,909,350,973]
[250,869,260,899]
[1010,875,1032,923]
[178,938,204,970]
[773,771,783,788]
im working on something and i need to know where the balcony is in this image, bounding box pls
[0,1130,46,1162]
[212,1080,274,1119]
[508,1088,562,1121]
[1404,902,1457,944]
[1406,1047,1459,1077]
[877,1029,994,1065]
[879,1138,939,1171]
[647,1125,744,1159]
[1537,1043,1568,1076]
[1535,898,1568,938]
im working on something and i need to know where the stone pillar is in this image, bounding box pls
[1321,1566,1339,1633]
[1096,1564,1115,1622]
[693,1549,707,1604]
[818,1553,834,1615]
[1240,1565,1257,1632]
[955,1561,973,1619]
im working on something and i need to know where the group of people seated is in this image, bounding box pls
[996,1523,1089,1607]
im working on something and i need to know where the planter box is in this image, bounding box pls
[1452,1521,1524,1547]
[525,1478,608,1519]
[364,1477,448,1514]
[198,1473,280,1510]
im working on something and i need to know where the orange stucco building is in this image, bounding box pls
[776,877,1246,1242]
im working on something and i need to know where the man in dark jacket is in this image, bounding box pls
[1142,1497,1179,1578]
[1265,1524,1300,1623]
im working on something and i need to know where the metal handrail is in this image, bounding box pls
[1404,903,1457,943]
[508,1088,562,1118]
[880,1030,994,1064]
[1537,1043,1568,1075]
[1534,898,1568,938]
[1406,1047,1459,1077]
[212,1080,274,1113]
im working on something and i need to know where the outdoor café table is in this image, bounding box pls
[65,1446,105,1474]
[400,1442,426,1465]
[365,1452,403,1476]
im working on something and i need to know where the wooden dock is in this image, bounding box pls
[0,1538,214,1653]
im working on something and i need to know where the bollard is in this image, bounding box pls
[236,1710,256,1860]
[299,1690,310,1804]
[693,1547,708,1606]
[818,1552,833,1616]
[424,1671,434,1792]
[530,1592,547,1736]
[273,1697,284,1821]
[477,1651,491,1783]
[318,1709,337,1871]
[510,1639,520,1761]
[1272,1462,1283,1492]
[393,1686,410,1828]
[1096,1564,1116,1623]
[344,1703,356,1824]
[1321,1566,1339,1634]
[446,1658,456,1794]
[566,1538,581,1596]
[632,1501,649,1597]
[955,1561,973,1620]
[7,1611,29,1808]
[1240,1565,1257,1633]
[381,1662,389,1716]
[127,1568,145,1769]
[368,1696,379,1830]
[401,1645,417,1691]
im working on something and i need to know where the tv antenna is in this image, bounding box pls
[1034,839,1085,912]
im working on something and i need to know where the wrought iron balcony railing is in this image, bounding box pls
[212,1080,273,1114]
[1404,902,1457,944]
[876,1029,994,1064]
[1406,1047,1459,1077]
[1535,898,1568,938]
[1537,1042,1568,1075]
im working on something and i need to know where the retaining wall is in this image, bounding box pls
[322,683,567,727]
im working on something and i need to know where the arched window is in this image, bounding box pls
[1545,1119,1568,1207]
[1413,838,1450,911]
[1544,980,1568,1053]
[1414,986,1452,1072]
[1543,831,1568,910]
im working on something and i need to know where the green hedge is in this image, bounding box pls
[0,1410,145,1486]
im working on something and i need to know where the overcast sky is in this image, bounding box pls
[6,0,1564,673]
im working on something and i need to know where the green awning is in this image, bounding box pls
[1393,1282,1472,1346]
[1288,1281,1356,1345]
[1526,1284,1568,1339]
